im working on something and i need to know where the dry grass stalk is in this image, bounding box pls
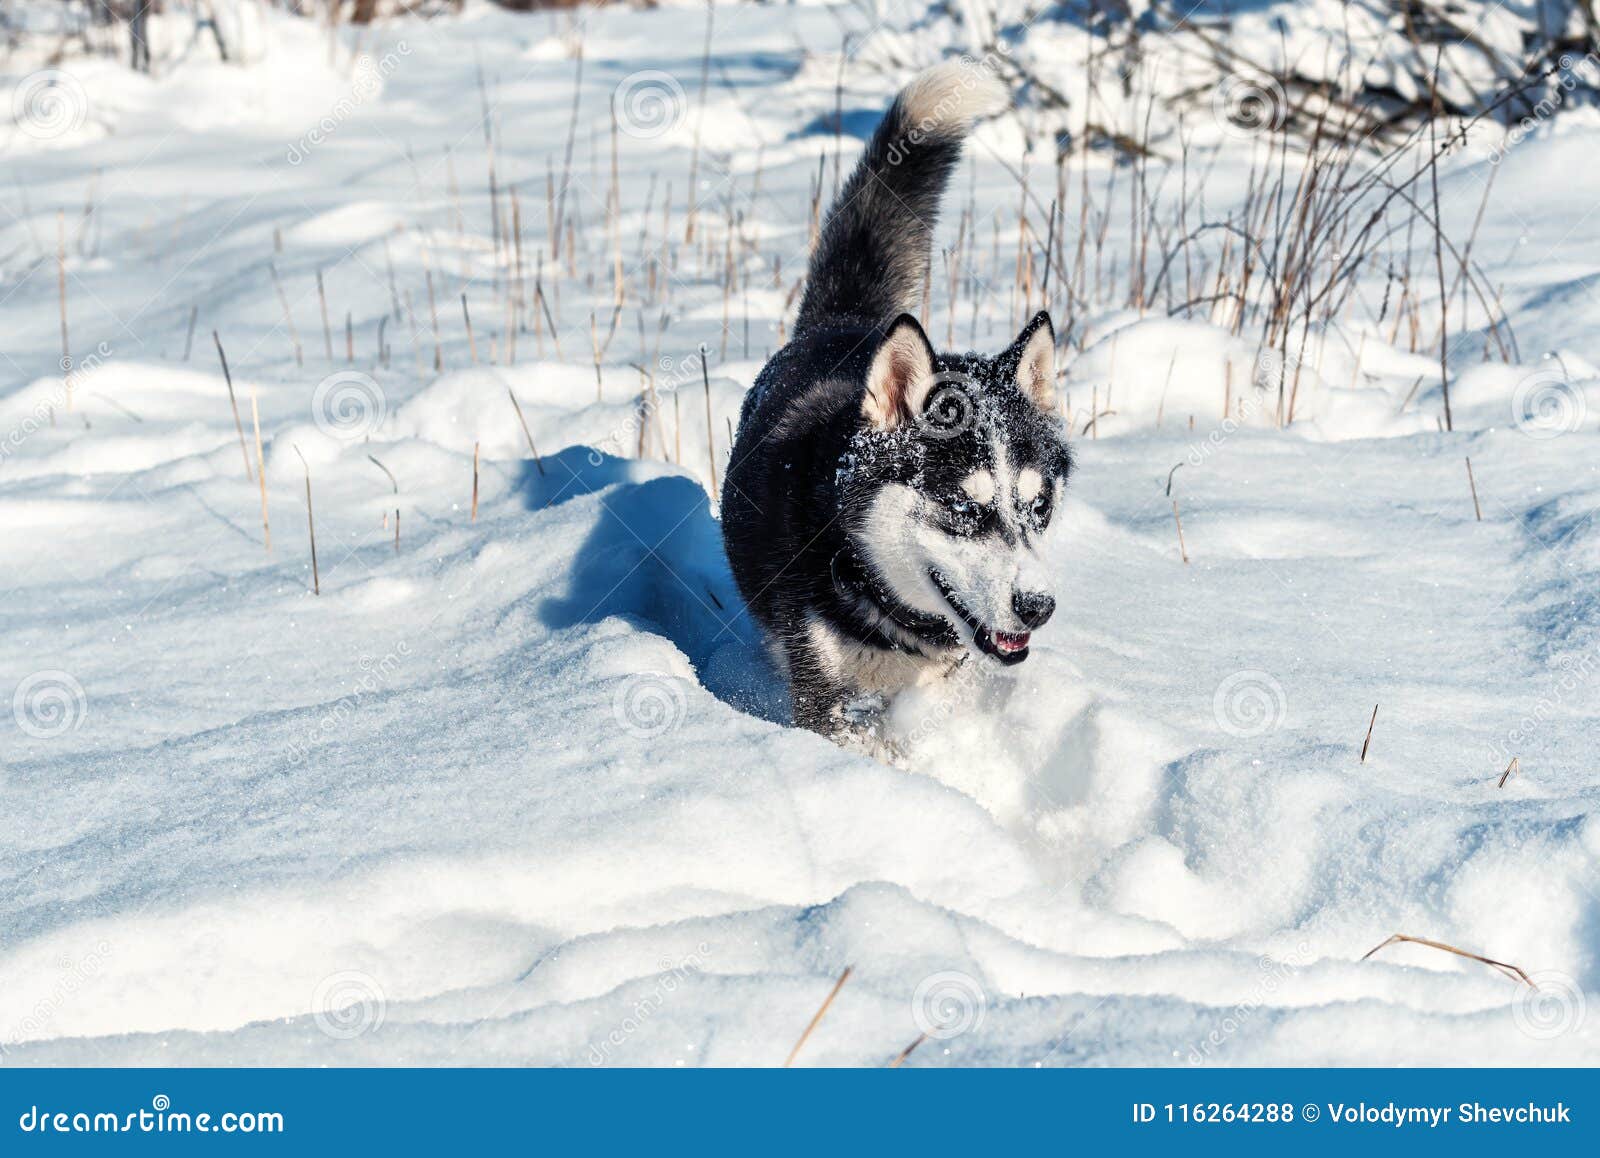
[888,1032,928,1069]
[269,262,304,367]
[1497,756,1519,788]
[700,345,719,500]
[1171,498,1189,564]
[502,263,517,368]
[1466,456,1482,521]
[782,965,853,1067]
[1426,72,1453,431]
[1156,351,1176,428]
[684,9,711,244]
[384,234,401,322]
[462,293,478,365]
[422,247,443,372]
[1359,703,1379,762]
[183,305,199,362]
[368,454,400,552]
[249,383,270,552]
[212,332,253,482]
[292,445,320,595]
[634,365,650,458]
[553,49,583,263]
[57,211,71,408]
[609,100,624,308]
[507,387,545,476]
[317,268,334,361]
[1361,933,1532,986]
[535,271,563,360]
[471,440,480,522]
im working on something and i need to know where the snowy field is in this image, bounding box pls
[2,0,1599,1066]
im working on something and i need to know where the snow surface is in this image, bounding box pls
[1,1,1598,1066]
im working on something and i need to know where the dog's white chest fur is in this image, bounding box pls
[806,614,949,695]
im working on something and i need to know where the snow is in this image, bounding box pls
[1,1,1597,1066]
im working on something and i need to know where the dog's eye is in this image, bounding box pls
[948,497,979,517]
[1030,494,1050,515]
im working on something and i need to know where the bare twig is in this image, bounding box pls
[1361,934,1532,986]
[783,966,853,1068]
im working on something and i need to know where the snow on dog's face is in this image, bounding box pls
[838,311,1071,665]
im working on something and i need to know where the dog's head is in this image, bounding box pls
[839,311,1071,665]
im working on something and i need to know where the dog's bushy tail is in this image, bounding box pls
[794,59,1008,336]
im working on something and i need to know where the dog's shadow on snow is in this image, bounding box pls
[516,447,788,725]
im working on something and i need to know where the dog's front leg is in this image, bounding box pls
[786,652,904,762]
[786,649,852,738]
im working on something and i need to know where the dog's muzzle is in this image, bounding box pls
[930,572,1039,665]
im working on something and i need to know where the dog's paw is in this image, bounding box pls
[829,693,913,767]
[838,691,888,729]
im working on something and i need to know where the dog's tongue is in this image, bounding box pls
[992,631,1030,654]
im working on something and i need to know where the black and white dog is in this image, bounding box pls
[722,60,1071,744]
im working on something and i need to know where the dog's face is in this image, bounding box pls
[839,311,1071,665]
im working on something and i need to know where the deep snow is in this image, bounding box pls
[1,1,1597,1066]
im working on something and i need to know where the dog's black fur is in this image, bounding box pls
[722,62,1072,742]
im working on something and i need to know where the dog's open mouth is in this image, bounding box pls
[929,572,1031,665]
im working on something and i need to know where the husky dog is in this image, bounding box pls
[722,60,1071,742]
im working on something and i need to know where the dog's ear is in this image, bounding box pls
[862,314,937,429]
[1008,311,1057,412]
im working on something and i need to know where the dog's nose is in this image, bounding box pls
[1012,590,1055,629]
